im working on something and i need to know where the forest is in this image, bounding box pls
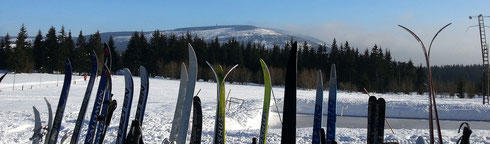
[0,25,483,98]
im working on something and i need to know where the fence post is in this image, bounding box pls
[12,73,15,91]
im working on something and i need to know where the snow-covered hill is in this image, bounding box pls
[99,25,326,52]
[1,25,326,52]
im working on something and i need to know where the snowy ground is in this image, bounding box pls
[1,73,490,143]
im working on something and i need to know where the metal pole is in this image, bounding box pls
[12,73,15,91]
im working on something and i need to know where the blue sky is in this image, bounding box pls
[1,0,490,65]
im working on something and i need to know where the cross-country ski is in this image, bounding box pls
[4,2,490,143]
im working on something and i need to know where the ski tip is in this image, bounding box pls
[123,68,132,75]
[291,41,298,53]
[139,66,147,73]
[369,96,377,101]
[65,58,71,66]
[330,64,336,78]
[193,96,201,103]
[90,50,97,57]
[188,43,196,57]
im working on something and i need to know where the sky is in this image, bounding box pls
[1,0,490,65]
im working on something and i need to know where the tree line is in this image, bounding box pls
[0,25,483,98]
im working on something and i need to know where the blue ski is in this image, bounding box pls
[46,59,72,144]
[312,70,323,144]
[326,64,337,143]
[84,66,109,144]
[71,50,98,144]
[115,68,134,144]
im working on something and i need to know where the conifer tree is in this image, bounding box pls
[123,32,142,73]
[14,24,34,72]
[57,26,70,72]
[74,31,89,73]
[108,36,122,72]
[87,31,103,72]
[45,27,58,73]
[33,30,46,72]
[0,36,6,69]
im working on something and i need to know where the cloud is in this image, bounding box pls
[280,22,482,65]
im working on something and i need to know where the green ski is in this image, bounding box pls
[206,61,238,144]
[258,59,272,144]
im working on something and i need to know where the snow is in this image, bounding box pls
[0,73,490,143]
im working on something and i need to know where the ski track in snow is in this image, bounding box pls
[0,73,490,143]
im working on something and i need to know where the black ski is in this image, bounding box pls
[375,98,386,143]
[320,128,326,144]
[190,96,202,144]
[281,41,297,144]
[367,96,377,144]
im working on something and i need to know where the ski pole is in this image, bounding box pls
[363,88,395,135]
[271,88,283,124]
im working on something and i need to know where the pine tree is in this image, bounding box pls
[0,36,6,69]
[33,30,46,72]
[108,36,122,72]
[14,24,34,72]
[87,31,103,72]
[57,26,70,73]
[45,27,58,73]
[123,32,142,73]
[148,30,164,75]
[66,31,75,72]
[139,31,149,74]
[74,31,89,73]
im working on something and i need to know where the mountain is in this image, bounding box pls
[97,25,326,52]
[1,25,326,52]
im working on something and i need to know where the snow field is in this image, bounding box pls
[0,73,489,143]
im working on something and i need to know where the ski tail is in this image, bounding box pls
[312,70,323,144]
[71,50,98,144]
[281,41,297,144]
[135,66,149,123]
[326,64,337,143]
[169,63,188,143]
[116,68,134,144]
[46,59,72,144]
[259,59,272,144]
[190,96,203,144]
